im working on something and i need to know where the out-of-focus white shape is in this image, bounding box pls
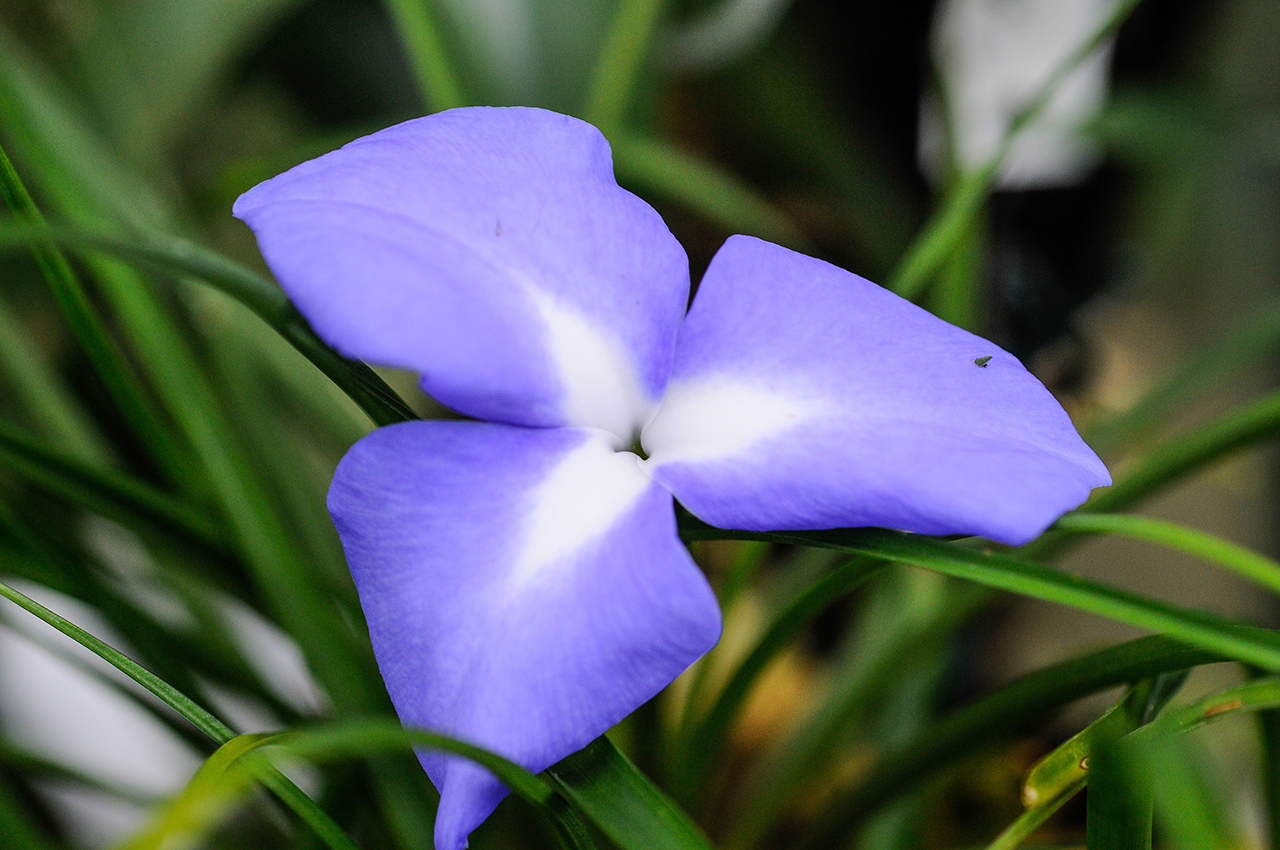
[660,0,796,74]
[220,601,328,716]
[641,378,811,464]
[512,433,650,587]
[920,0,1120,188]
[533,291,654,442]
[81,515,327,716]
[31,784,150,850]
[0,583,202,846]
[83,517,195,631]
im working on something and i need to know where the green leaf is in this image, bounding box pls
[672,555,883,802]
[68,0,306,163]
[722,572,984,850]
[0,418,226,550]
[983,775,1085,850]
[383,0,469,111]
[1025,675,1185,809]
[0,223,417,428]
[1085,295,1280,455]
[0,143,187,481]
[116,735,264,850]
[611,133,805,248]
[187,723,606,850]
[546,736,715,850]
[0,774,57,850]
[0,288,113,465]
[685,522,1280,671]
[1085,387,1280,516]
[0,578,359,850]
[790,636,1220,848]
[1148,675,1280,737]
[1055,512,1280,595]
[582,0,667,134]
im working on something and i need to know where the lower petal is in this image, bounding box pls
[327,421,721,850]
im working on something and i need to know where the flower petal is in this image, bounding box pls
[328,421,721,850]
[642,235,1110,546]
[234,107,689,438]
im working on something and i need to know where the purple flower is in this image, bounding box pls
[234,106,1109,850]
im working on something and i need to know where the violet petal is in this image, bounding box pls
[328,420,721,849]
[235,107,689,439]
[642,235,1110,546]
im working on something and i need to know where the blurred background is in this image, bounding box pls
[2,0,1280,848]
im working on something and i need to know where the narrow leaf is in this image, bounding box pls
[890,0,1144,300]
[383,0,468,112]
[791,636,1220,848]
[1055,512,1280,595]
[686,522,1280,671]
[673,556,883,800]
[583,0,667,134]
[547,736,714,850]
[0,579,359,850]
[0,418,225,550]
[612,133,805,248]
[0,223,416,427]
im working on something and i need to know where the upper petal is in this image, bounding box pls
[642,235,1110,546]
[328,420,721,850]
[234,107,689,438]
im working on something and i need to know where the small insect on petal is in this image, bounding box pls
[973,355,992,367]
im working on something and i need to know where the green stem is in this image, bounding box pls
[0,578,359,850]
[582,0,667,135]
[382,0,468,112]
[0,224,416,427]
[1055,512,1280,595]
[791,635,1218,850]
[0,144,186,481]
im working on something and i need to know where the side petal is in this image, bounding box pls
[328,421,721,850]
[234,107,689,438]
[642,235,1110,546]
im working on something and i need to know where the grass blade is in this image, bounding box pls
[686,522,1280,671]
[383,0,468,112]
[1055,512,1280,595]
[0,419,225,550]
[889,0,1143,300]
[0,578,360,850]
[611,133,805,248]
[547,736,714,850]
[0,223,416,427]
[792,636,1219,849]
[582,0,667,134]
[671,556,883,802]
[0,144,186,480]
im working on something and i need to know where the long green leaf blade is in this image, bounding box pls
[686,523,1280,670]
[0,223,416,427]
[546,736,714,850]
[1055,512,1280,595]
[0,579,358,850]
